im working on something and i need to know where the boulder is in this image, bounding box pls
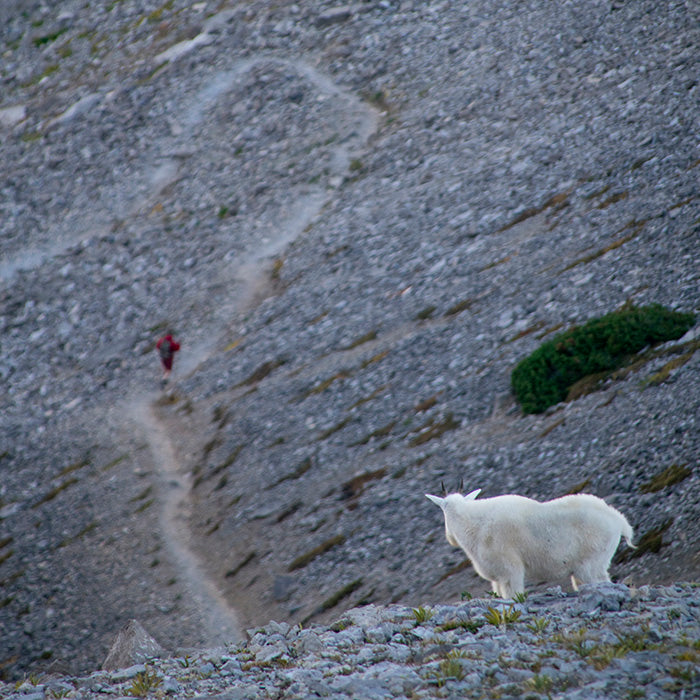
[102,620,166,671]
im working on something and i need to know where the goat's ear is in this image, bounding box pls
[464,488,481,500]
[426,494,447,509]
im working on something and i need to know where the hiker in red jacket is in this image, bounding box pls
[156,334,180,383]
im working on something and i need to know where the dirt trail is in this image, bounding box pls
[132,398,244,645]
[121,54,378,644]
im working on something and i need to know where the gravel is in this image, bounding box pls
[2,583,699,699]
[1,0,698,685]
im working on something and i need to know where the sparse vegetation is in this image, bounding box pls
[431,649,468,686]
[32,478,79,508]
[485,605,522,626]
[32,28,69,47]
[444,298,476,317]
[615,518,673,562]
[565,478,592,495]
[225,551,256,579]
[644,345,698,386]
[341,329,377,350]
[128,669,161,697]
[288,534,346,571]
[436,558,470,583]
[317,416,353,440]
[269,456,312,487]
[351,421,396,446]
[340,468,387,501]
[552,626,658,670]
[640,463,691,493]
[194,446,243,488]
[58,458,90,477]
[316,578,363,614]
[300,370,349,399]
[360,350,389,369]
[361,88,390,111]
[412,606,434,624]
[408,412,460,446]
[526,674,554,694]
[349,383,389,410]
[439,617,484,634]
[155,391,181,406]
[527,617,550,634]
[564,219,645,271]
[415,305,436,320]
[236,357,287,388]
[496,188,571,233]
[58,521,98,548]
[101,454,128,471]
[134,497,155,514]
[511,304,695,414]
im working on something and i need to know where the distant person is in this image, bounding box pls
[156,333,180,383]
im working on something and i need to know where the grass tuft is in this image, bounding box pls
[340,468,387,500]
[432,649,468,686]
[269,456,312,487]
[128,669,161,697]
[640,463,691,493]
[527,617,550,634]
[615,518,673,562]
[439,617,484,634]
[316,578,363,614]
[412,605,434,624]
[288,534,346,572]
[484,604,522,626]
[409,412,460,446]
[237,357,287,388]
[32,478,79,508]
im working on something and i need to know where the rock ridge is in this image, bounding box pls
[2,584,699,699]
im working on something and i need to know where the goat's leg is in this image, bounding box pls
[572,561,612,589]
[497,568,525,599]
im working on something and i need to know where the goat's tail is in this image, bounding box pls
[621,519,635,549]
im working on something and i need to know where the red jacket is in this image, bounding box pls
[157,335,180,360]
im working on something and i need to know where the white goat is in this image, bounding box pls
[426,489,634,598]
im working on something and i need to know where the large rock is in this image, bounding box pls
[102,620,166,671]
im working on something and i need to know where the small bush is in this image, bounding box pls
[511,304,695,414]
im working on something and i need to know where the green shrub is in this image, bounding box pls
[511,304,695,414]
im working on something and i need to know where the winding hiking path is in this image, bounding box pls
[132,398,244,645]
[121,53,379,644]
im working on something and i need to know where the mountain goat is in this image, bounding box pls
[426,489,634,598]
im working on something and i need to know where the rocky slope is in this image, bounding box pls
[1,0,698,683]
[2,584,699,699]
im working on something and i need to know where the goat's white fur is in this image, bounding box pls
[426,490,634,598]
